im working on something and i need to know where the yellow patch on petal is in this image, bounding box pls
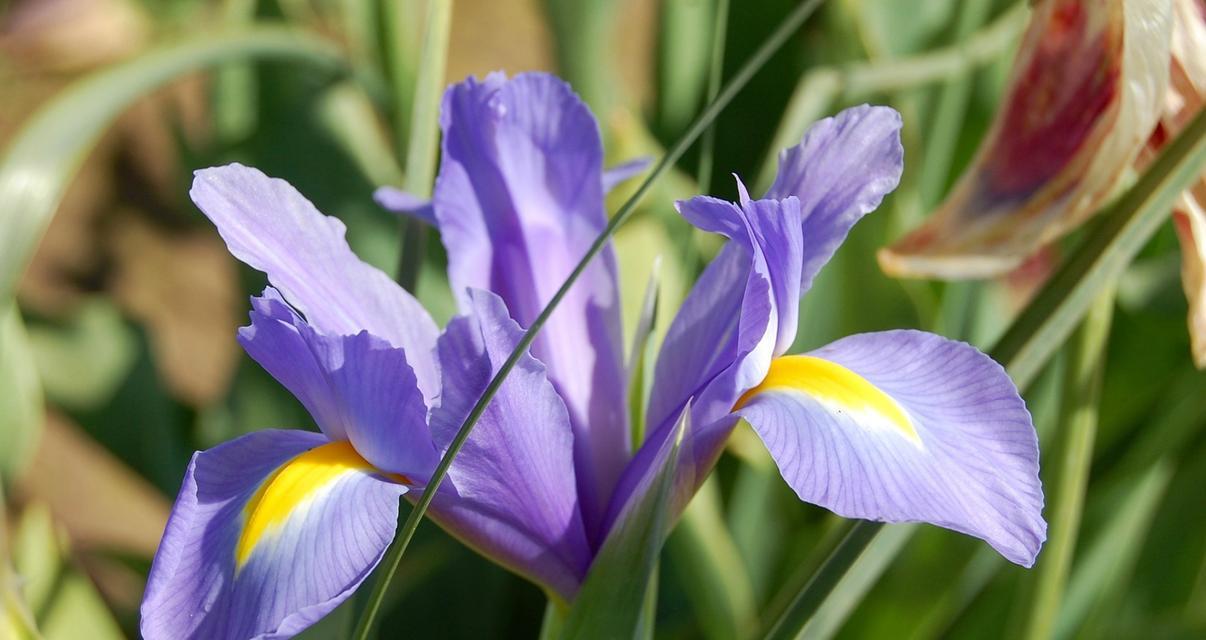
[736,355,920,445]
[235,440,375,570]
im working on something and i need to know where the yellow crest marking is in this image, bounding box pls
[736,355,920,444]
[235,440,375,569]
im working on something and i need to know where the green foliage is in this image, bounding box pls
[0,305,42,480]
[560,411,686,639]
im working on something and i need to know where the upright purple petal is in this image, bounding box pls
[766,105,904,294]
[425,289,591,600]
[237,288,438,479]
[736,331,1046,566]
[606,222,778,536]
[431,72,628,533]
[141,430,407,639]
[614,106,904,540]
[190,164,441,402]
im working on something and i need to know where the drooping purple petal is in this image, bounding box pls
[765,105,903,294]
[237,288,438,479]
[372,186,436,226]
[602,156,653,193]
[735,330,1046,566]
[424,289,591,600]
[141,430,407,639]
[190,164,440,402]
[432,72,628,534]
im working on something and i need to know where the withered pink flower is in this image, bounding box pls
[879,0,1206,366]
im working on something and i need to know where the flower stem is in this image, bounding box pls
[349,2,827,637]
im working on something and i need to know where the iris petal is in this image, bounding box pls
[141,430,406,640]
[736,330,1046,567]
[425,289,591,600]
[190,164,441,402]
[431,72,629,534]
[238,288,438,479]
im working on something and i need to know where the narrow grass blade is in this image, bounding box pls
[696,0,731,195]
[798,524,916,640]
[1023,289,1115,640]
[560,411,688,639]
[351,3,826,635]
[667,477,758,640]
[656,0,716,138]
[763,520,883,640]
[542,0,621,114]
[1053,461,1174,640]
[0,27,344,305]
[392,0,453,291]
[628,257,662,448]
[753,3,1027,192]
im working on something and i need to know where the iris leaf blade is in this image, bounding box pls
[393,0,453,291]
[0,305,42,480]
[1022,289,1114,640]
[667,477,758,640]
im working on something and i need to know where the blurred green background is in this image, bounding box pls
[1,0,1204,638]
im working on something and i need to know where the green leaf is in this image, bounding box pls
[0,26,344,306]
[0,305,43,480]
[542,0,621,115]
[1022,289,1115,640]
[11,504,122,640]
[1,481,42,640]
[1053,461,1174,640]
[560,409,688,640]
[393,0,453,291]
[627,256,662,448]
[668,476,759,640]
[25,299,137,411]
[762,520,884,640]
[753,4,1026,192]
[656,0,717,138]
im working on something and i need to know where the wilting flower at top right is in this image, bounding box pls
[879,0,1206,365]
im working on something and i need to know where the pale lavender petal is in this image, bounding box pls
[238,288,438,478]
[190,164,440,402]
[602,156,653,193]
[432,72,628,533]
[765,105,904,293]
[425,289,590,599]
[736,330,1046,566]
[141,430,407,639]
[372,186,436,225]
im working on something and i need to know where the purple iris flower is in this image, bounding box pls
[141,72,1045,639]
